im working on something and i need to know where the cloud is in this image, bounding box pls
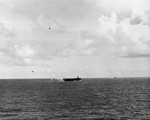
[130,16,142,25]
[79,11,150,57]
[12,0,99,30]
[0,23,16,57]
[96,0,150,17]
[95,11,150,58]
[15,44,34,58]
[0,23,15,37]
[0,22,36,66]
[121,53,150,58]
[0,0,150,67]
[80,31,114,55]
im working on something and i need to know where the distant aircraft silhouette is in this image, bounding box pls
[49,27,51,29]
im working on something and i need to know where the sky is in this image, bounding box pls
[0,0,150,78]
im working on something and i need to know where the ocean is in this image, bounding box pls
[0,78,150,120]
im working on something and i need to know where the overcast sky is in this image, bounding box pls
[0,0,150,78]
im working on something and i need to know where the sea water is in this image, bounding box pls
[0,78,150,120]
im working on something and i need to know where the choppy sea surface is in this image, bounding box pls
[0,78,150,120]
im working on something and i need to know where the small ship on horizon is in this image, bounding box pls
[63,76,81,82]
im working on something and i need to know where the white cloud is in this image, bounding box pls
[98,12,118,35]
[0,0,149,78]
[15,44,34,58]
[1,0,149,61]
[96,0,150,17]
[95,7,150,57]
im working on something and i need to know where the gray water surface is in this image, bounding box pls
[0,78,150,120]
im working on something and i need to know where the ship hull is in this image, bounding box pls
[63,78,81,82]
